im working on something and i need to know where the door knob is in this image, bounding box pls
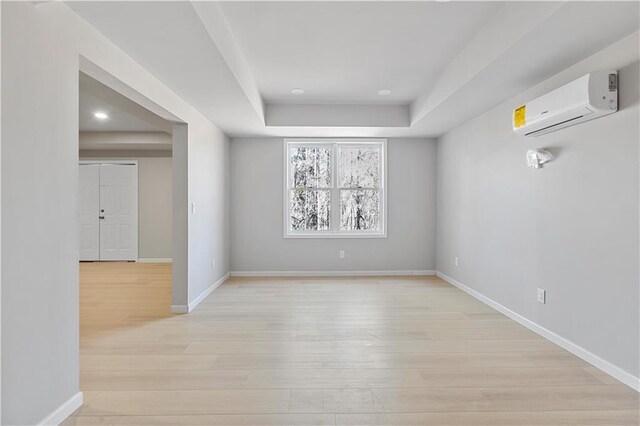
[99,216,105,220]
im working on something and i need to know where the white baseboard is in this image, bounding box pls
[188,272,230,312]
[137,258,172,263]
[38,391,83,426]
[229,270,435,277]
[435,271,640,392]
[171,272,230,314]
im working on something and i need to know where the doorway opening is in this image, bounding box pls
[77,72,178,339]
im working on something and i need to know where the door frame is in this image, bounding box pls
[79,160,139,261]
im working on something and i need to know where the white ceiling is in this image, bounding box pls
[79,73,172,133]
[68,1,640,138]
[219,1,501,105]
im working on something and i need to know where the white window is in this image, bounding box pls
[285,139,386,238]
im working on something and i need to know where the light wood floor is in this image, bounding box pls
[64,262,639,425]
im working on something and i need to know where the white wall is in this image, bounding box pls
[2,3,79,424]
[80,139,173,260]
[436,33,639,380]
[230,138,436,273]
[1,2,230,423]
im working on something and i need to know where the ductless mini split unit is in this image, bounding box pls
[513,70,618,137]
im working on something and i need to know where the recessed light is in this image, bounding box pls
[290,88,305,95]
[378,89,392,96]
[94,111,109,120]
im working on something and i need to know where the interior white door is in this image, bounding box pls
[99,164,138,261]
[79,164,100,261]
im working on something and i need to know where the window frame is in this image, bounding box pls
[284,138,387,239]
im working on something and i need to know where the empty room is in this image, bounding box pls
[1,1,638,425]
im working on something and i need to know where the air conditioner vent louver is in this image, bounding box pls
[524,115,584,136]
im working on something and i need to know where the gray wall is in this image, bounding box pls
[138,156,172,259]
[1,2,232,423]
[436,32,639,377]
[187,122,230,303]
[2,3,79,424]
[80,143,173,260]
[230,138,436,273]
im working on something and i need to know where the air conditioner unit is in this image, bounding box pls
[513,70,618,137]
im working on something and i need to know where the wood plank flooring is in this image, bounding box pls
[64,262,639,425]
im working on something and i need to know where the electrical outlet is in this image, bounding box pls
[454,256,459,267]
[537,288,546,304]
[211,259,216,271]
[339,250,346,259]
[191,202,196,214]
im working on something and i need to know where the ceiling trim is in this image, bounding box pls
[191,1,266,125]
[79,131,172,152]
[410,1,565,126]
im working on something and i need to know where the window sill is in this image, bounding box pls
[284,233,387,239]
